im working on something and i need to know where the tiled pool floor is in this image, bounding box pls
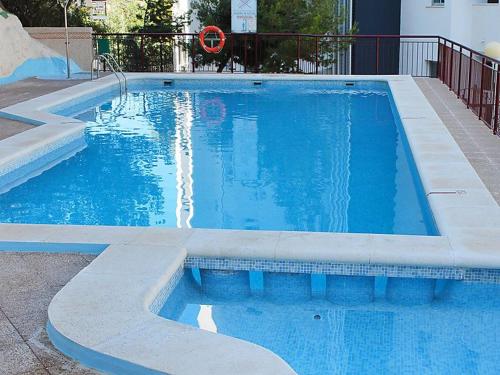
[0,252,97,375]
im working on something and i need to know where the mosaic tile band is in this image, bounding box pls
[149,266,185,314]
[184,256,500,284]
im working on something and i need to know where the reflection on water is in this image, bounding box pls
[0,81,436,235]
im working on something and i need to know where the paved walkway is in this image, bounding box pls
[416,78,500,204]
[0,78,85,109]
[0,253,98,375]
[0,118,34,141]
[0,78,85,141]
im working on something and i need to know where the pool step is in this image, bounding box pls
[195,269,441,305]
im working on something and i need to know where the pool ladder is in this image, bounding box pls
[91,53,128,96]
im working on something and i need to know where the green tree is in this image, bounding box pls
[110,0,191,72]
[191,0,356,72]
[104,0,145,33]
[1,0,106,31]
[138,0,190,33]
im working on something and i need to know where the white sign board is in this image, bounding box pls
[90,1,107,21]
[231,0,257,33]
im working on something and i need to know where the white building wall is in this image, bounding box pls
[174,0,200,33]
[470,3,500,51]
[449,1,471,46]
[401,0,451,38]
[401,0,500,52]
[173,0,201,72]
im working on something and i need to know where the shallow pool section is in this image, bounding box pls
[160,269,500,375]
[0,80,436,234]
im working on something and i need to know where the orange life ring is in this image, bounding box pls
[199,26,226,54]
[200,97,227,127]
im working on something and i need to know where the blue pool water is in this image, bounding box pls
[160,269,500,375]
[0,80,436,234]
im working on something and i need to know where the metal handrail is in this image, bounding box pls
[94,32,440,38]
[92,32,499,67]
[102,53,128,92]
[91,54,127,96]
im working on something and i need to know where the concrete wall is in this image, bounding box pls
[0,12,64,79]
[25,27,93,71]
[400,0,500,52]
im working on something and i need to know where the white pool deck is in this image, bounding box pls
[1,73,500,374]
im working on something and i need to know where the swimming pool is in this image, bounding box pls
[161,268,500,375]
[0,79,436,235]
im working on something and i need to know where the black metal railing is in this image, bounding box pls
[92,32,499,134]
[93,33,439,76]
[438,37,500,134]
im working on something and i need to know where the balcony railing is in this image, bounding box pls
[438,37,500,134]
[92,32,500,134]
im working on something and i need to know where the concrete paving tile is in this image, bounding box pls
[0,312,23,346]
[0,271,49,295]
[416,78,500,206]
[487,156,500,164]
[0,78,84,110]
[0,253,94,373]
[80,254,97,264]
[6,309,49,342]
[19,370,49,375]
[46,363,99,375]
[1,288,54,311]
[0,342,46,375]
[0,253,27,273]
[26,327,78,371]
[0,119,34,141]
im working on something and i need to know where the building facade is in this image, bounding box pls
[401,0,500,52]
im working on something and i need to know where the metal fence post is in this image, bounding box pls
[254,34,259,73]
[230,33,234,73]
[457,46,463,99]
[443,40,448,83]
[63,0,71,79]
[296,35,301,72]
[467,51,473,109]
[140,35,145,72]
[479,57,486,120]
[449,42,454,90]
[117,37,121,69]
[494,69,500,135]
[191,35,196,73]
[159,38,164,72]
[437,37,441,80]
[315,36,319,75]
[244,35,248,73]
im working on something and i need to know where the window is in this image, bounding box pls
[432,0,445,5]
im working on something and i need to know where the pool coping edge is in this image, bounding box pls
[0,73,499,269]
